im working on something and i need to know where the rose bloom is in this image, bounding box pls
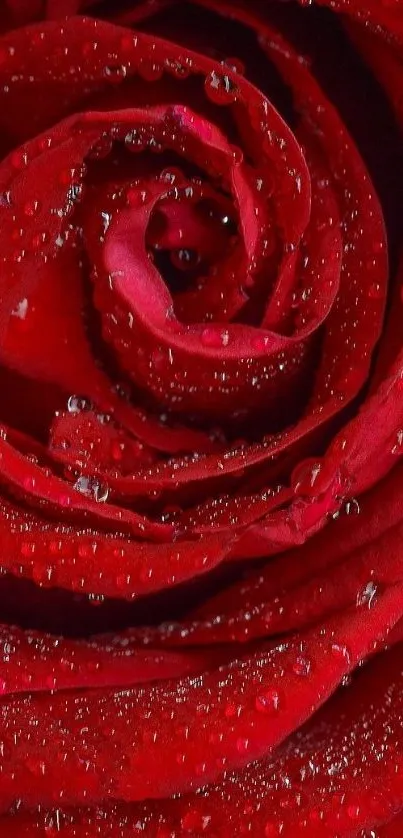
[0,0,402,834]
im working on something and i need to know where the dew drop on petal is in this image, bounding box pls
[125,131,147,154]
[252,334,270,352]
[292,655,312,677]
[392,429,403,455]
[74,475,109,503]
[291,460,323,497]
[67,395,93,414]
[229,144,243,165]
[23,200,41,217]
[88,134,113,160]
[11,149,29,169]
[165,57,190,77]
[367,281,384,299]
[23,475,36,492]
[88,593,106,606]
[255,689,280,714]
[331,643,352,665]
[181,810,212,833]
[356,580,378,609]
[201,327,230,348]
[0,191,12,207]
[11,297,28,320]
[159,167,182,184]
[103,64,127,82]
[111,440,125,462]
[347,803,361,820]
[127,186,149,206]
[342,498,361,516]
[32,230,50,249]
[171,249,200,270]
[204,70,238,105]
[20,541,35,557]
[222,56,245,75]
[138,59,163,81]
[236,737,250,754]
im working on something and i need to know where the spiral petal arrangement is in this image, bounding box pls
[0,0,402,835]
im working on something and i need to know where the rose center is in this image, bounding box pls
[146,184,238,309]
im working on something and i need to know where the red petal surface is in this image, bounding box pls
[0,0,401,833]
[2,638,403,834]
[0,585,402,810]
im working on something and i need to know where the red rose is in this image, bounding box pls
[0,0,403,834]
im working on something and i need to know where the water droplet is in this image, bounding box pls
[114,381,132,401]
[138,59,163,81]
[255,689,280,714]
[343,498,360,516]
[88,593,105,606]
[171,249,200,270]
[368,281,384,299]
[0,191,12,207]
[100,211,111,234]
[181,810,212,833]
[222,56,245,75]
[204,70,238,105]
[32,230,50,249]
[392,429,403,455]
[221,212,236,230]
[165,57,190,77]
[201,327,230,348]
[148,135,163,153]
[88,134,113,160]
[26,757,46,776]
[292,656,312,676]
[236,737,250,754]
[291,460,323,497]
[67,395,92,414]
[0,45,14,65]
[124,130,147,154]
[159,167,182,184]
[74,475,109,503]
[126,186,149,206]
[23,200,41,217]
[103,64,127,82]
[20,541,35,557]
[356,580,378,609]
[38,136,53,153]
[11,149,28,169]
[251,333,269,352]
[229,144,243,165]
[331,643,352,665]
[67,183,83,204]
[111,440,126,462]
[23,475,37,492]
[11,297,28,320]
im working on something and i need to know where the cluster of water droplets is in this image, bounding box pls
[66,396,110,503]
